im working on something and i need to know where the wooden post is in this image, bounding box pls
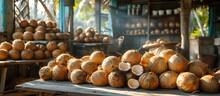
[109,0,117,38]
[6,0,14,41]
[180,0,192,59]
[0,67,7,95]
[95,0,101,33]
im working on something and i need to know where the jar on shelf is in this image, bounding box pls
[136,5,142,16]
[127,5,131,16]
[131,5,136,16]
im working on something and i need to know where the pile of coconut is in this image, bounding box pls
[74,27,110,43]
[39,48,220,93]
[0,40,68,60]
[13,19,69,41]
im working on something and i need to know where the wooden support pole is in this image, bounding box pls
[95,0,101,33]
[6,0,14,41]
[0,67,7,95]
[180,0,192,60]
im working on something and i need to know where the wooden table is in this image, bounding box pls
[0,59,51,95]
[16,79,220,96]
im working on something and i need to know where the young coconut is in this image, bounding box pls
[102,56,120,73]
[91,70,108,86]
[159,49,175,63]
[176,72,199,93]
[131,64,144,76]
[81,55,90,62]
[70,69,87,84]
[0,49,8,60]
[39,66,52,80]
[89,51,106,64]
[200,75,219,93]
[52,65,68,81]
[188,60,209,77]
[47,60,57,69]
[0,41,12,51]
[118,62,131,72]
[108,70,126,88]
[139,72,159,90]
[159,71,179,89]
[12,39,25,51]
[140,52,154,66]
[56,53,72,66]
[67,59,82,72]
[127,78,140,89]
[81,61,98,75]
[21,49,34,60]
[148,56,167,75]
[168,53,189,73]
[9,49,20,60]
[121,50,141,65]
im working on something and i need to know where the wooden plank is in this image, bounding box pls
[180,0,192,59]
[6,0,14,41]
[0,67,7,95]
[16,79,220,96]
[0,59,51,67]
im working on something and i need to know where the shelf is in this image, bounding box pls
[150,1,180,5]
[150,33,180,36]
[150,14,180,18]
[125,34,148,36]
[149,26,180,29]
[125,27,148,29]
[119,15,148,18]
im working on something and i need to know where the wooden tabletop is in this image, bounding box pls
[16,79,220,96]
[0,59,51,67]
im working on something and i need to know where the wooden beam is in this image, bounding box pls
[6,0,14,41]
[95,0,101,33]
[180,0,192,59]
[39,0,55,21]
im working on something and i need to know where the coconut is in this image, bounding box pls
[102,56,120,73]
[131,64,144,76]
[108,71,125,88]
[159,49,175,63]
[19,20,29,28]
[25,26,34,33]
[47,60,57,69]
[9,49,20,60]
[127,78,140,89]
[159,71,179,89]
[46,41,58,51]
[29,19,38,28]
[35,26,46,32]
[44,50,51,59]
[70,69,87,84]
[52,65,68,81]
[139,72,159,90]
[37,20,46,27]
[118,62,131,72]
[36,44,46,51]
[25,41,37,51]
[56,33,65,40]
[91,70,108,86]
[34,50,45,59]
[81,61,98,74]
[46,28,52,33]
[125,71,138,80]
[12,39,25,51]
[89,51,106,64]
[34,31,45,40]
[176,72,199,93]
[200,75,219,93]
[39,66,52,80]
[21,49,33,60]
[45,33,53,41]
[188,60,209,78]
[168,53,189,73]
[52,21,57,28]
[140,52,154,66]
[148,56,167,74]
[0,49,8,60]
[56,53,72,66]
[0,41,12,51]
[81,55,90,62]
[67,59,82,72]
[50,33,58,39]
[103,37,110,43]
[12,32,23,40]
[58,42,68,52]
[52,49,62,58]
[23,31,33,40]
[121,50,141,65]
[86,74,92,83]
[46,21,53,28]
[52,28,61,33]
[15,27,24,32]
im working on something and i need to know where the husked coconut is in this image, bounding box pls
[52,65,68,81]
[121,50,141,65]
[108,70,125,88]
[9,49,20,60]
[12,39,25,51]
[0,49,8,60]
[102,56,120,73]
[70,69,87,84]
[67,59,82,72]
[0,41,12,51]
[89,51,106,64]
[21,49,33,60]
[39,66,52,80]
[81,61,98,74]
[91,70,108,86]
